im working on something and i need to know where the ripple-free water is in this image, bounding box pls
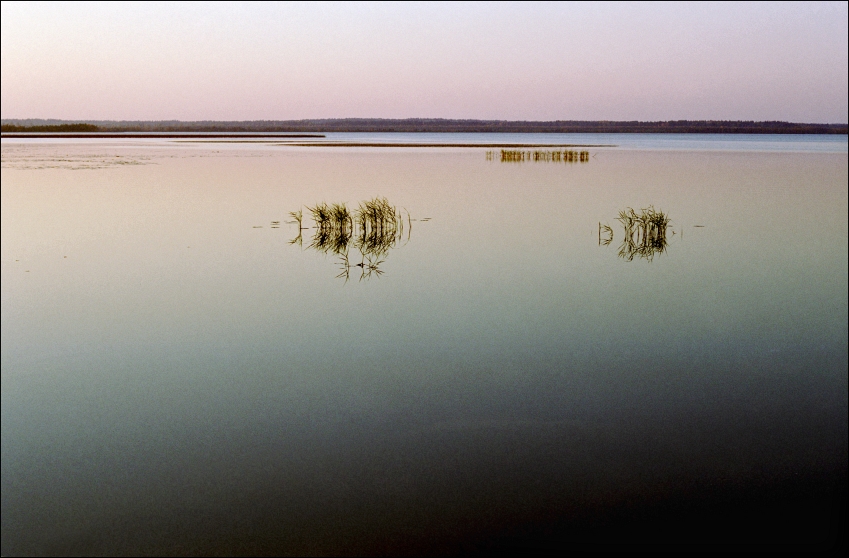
[2,135,847,555]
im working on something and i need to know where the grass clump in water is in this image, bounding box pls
[355,197,404,259]
[287,209,304,246]
[598,223,614,246]
[488,149,589,163]
[292,197,411,281]
[307,202,353,255]
[614,206,671,262]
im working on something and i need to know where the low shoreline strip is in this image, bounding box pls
[1,133,326,139]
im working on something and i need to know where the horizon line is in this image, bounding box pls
[3,117,848,125]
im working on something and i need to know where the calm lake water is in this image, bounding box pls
[2,134,847,555]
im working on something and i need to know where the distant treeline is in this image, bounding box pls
[2,119,846,134]
[1,123,100,133]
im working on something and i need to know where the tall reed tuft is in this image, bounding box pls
[293,197,410,281]
[307,202,354,254]
[614,206,671,261]
[355,197,403,258]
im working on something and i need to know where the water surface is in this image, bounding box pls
[2,135,847,555]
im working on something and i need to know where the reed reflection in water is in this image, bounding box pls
[289,197,411,281]
[599,206,671,262]
[1,141,846,556]
[486,149,590,162]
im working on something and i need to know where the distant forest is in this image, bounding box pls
[2,119,846,134]
[1,123,100,133]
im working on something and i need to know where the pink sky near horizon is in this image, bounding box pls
[2,1,847,123]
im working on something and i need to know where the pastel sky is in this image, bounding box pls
[2,1,847,122]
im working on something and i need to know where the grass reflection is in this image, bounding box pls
[599,206,671,262]
[287,209,305,247]
[291,197,411,281]
[486,149,590,163]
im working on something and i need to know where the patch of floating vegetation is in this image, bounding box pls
[599,206,671,262]
[288,197,411,282]
[0,155,150,170]
[487,149,590,163]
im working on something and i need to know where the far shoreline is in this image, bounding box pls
[0,133,326,139]
[3,119,847,135]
